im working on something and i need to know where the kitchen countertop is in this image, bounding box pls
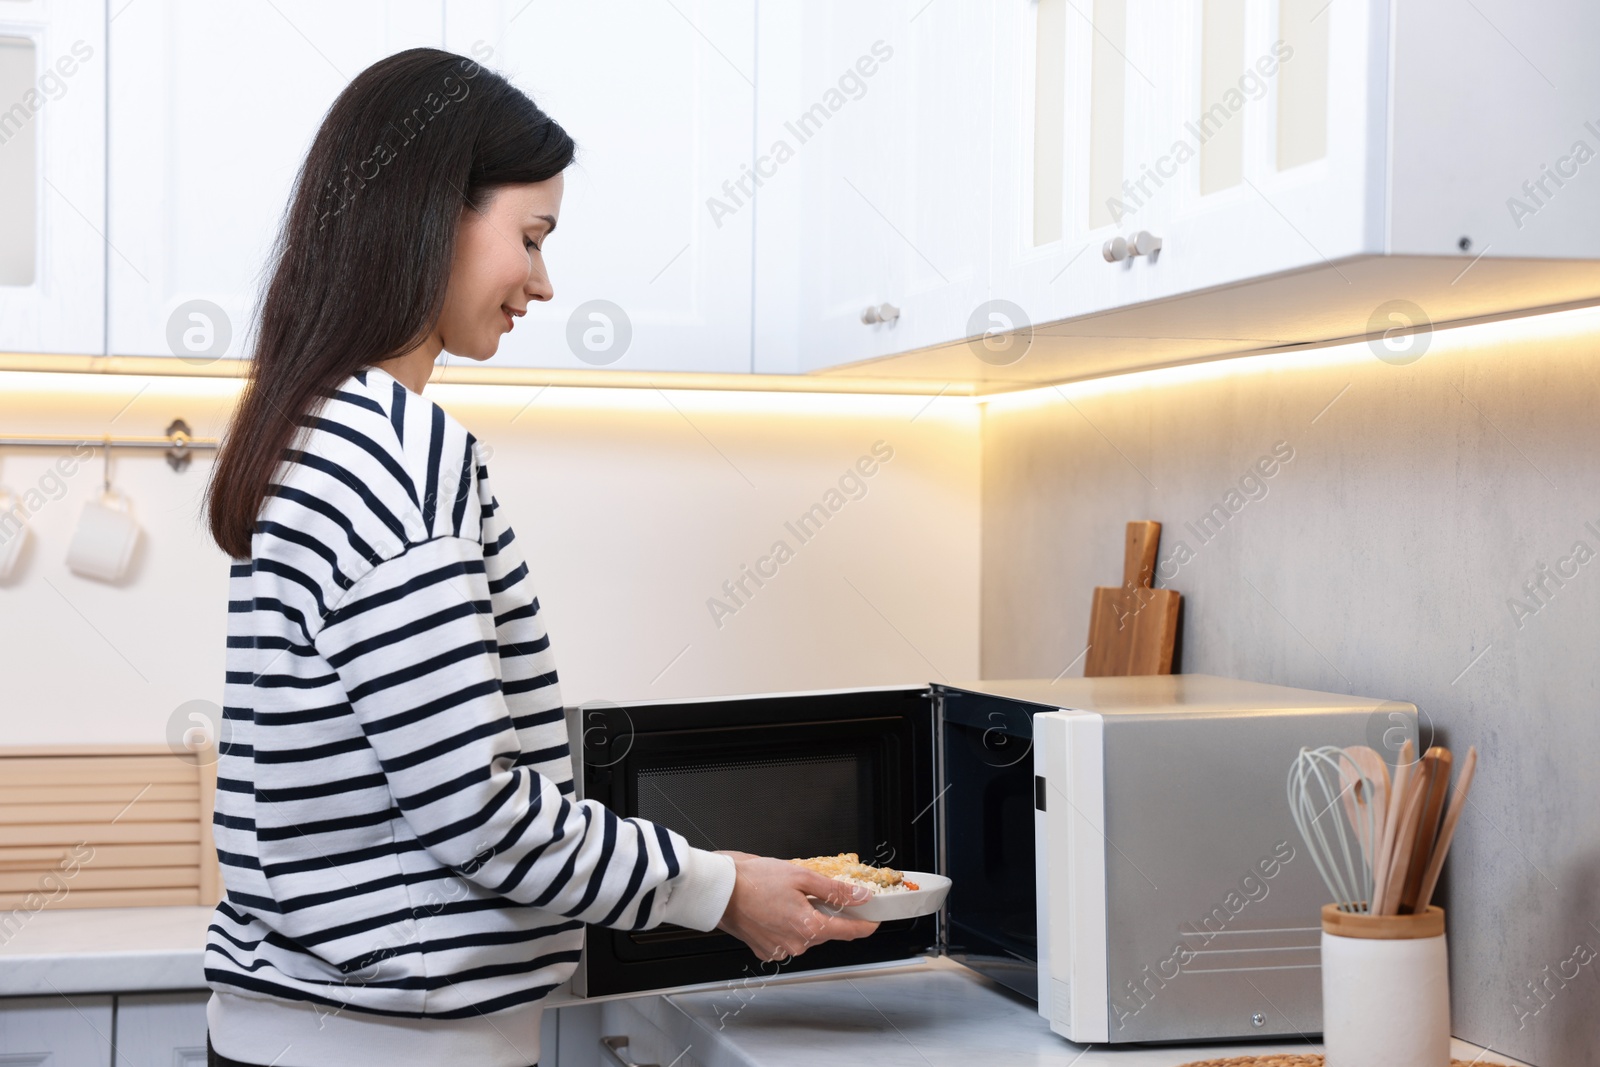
[626,955,1534,1067]
[0,905,211,995]
[0,908,1534,1067]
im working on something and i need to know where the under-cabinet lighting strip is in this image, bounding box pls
[8,297,1600,412]
[0,353,982,400]
[983,300,1600,413]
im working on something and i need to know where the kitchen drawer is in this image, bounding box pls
[597,998,706,1067]
[0,994,114,1064]
[112,991,209,1067]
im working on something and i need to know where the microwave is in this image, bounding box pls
[563,674,1417,1044]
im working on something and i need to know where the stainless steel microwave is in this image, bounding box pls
[560,674,1417,1044]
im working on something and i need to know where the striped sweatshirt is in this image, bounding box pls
[205,363,736,1067]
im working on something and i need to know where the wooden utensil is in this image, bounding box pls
[1370,739,1414,913]
[1338,746,1390,868]
[1414,745,1478,910]
[1398,746,1453,914]
[1084,521,1181,677]
[1379,761,1431,915]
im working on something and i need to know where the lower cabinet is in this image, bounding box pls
[0,991,602,1066]
[596,1000,704,1067]
[0,994,115,1065]
[112,992,209,1066]
[0,991,208,1066]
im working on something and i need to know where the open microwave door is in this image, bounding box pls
[929,684,1049,1001]
[566,685,940,1000]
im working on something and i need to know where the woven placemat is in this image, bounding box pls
[1174,1058,1482,1067]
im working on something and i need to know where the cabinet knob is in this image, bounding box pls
[1132,230,1163,256]
[861,302,900,325]
[1102,236,1128,262]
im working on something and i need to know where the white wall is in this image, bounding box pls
[0,371,979,745]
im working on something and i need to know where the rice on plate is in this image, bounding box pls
[788,852,921,893]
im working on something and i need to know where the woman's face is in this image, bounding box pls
[436,173,563,360]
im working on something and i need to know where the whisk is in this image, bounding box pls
[1287,745,1380,913]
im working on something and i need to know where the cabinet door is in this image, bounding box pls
[444,0,755,374]
[599,1001,706,1067]
[757,2,907,375]
[112,992,208,1067]
[756,1,994,376]
[994,0,1381,331]
[991,0,1175,331]
[0,994,114,1064]
[882,1,996,367]
[0,0,105,355]
[108,1,443,361]
[1125,0,1383,301]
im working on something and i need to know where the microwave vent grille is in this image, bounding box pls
[1175,923,1321,975]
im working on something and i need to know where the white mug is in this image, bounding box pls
[66,489,141,583]
[0,488,27,580]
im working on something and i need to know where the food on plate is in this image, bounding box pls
[788,852,921,894]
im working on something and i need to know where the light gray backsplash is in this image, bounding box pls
[981,309,1600,1067]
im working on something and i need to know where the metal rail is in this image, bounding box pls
[0,420,215,473]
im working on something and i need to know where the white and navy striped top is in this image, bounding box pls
[204,363,735,1067]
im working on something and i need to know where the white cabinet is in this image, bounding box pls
[1129,0,1384,303]
[1387,0,1600,259]
[754,1,995,375]
[19,2,1600,382]
[112,992,208,1067]
[107,1,443,362]
[599,1000,706,1067]
[109,0,758,375]
[0,0,106,355]
[754,2,905,375]
[444,0,756,374]
[993,0,1382,331]
[0,994,114,1064]
[824,0,1600,387]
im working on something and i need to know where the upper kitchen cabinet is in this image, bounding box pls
[108,1,444,363]
[1386,0,1600,260]
[826,0,1600,388]
[444,0,756,374]
[0,0,105,355]
[992,0,1383,333]
[752,1,996,376]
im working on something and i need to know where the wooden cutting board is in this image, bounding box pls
[0,744,223,909]
[1084,520,1180,677]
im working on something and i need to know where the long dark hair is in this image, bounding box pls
[205,47,576,560]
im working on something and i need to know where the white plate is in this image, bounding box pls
[810,872,951,922]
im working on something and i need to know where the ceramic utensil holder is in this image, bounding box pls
[1321,903,1450,1067]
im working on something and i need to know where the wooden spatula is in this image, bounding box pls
[1084,521,1181,677]
[1379,751,1431,915]
[1398,746,1453,914]
[1338,746,1390,869]
[1371,739,1414,913]
[1414,745,1477,910]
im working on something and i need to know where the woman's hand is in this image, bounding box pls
[713,852,879,962]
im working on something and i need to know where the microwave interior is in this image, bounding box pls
[571,685,1050,998]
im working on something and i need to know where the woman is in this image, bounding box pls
[200,47,876,1067]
